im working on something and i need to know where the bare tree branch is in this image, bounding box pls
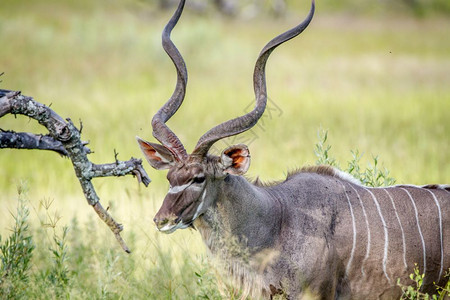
[91,159,151,186]
[0,89,151,253]
[0,131,69,156]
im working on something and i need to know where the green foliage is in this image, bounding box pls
[439,271,450,300]
[0,185,35,299]
[0,185,230,299]
[347,150,396,187]
[193,257,224,299]
[398,265,450,300]
[399,265,428,299]
[44,226,71,297]
[30,198,72,298]
[314,129,396,187]
[314,130,338,167]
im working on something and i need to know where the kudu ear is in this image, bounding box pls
[136,136,176,170]
[220,144,251,175]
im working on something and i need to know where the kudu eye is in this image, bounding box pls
[193,176,206,184]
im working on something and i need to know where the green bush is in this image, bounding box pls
[314,129,396,187]
[398,265,450,299]
[0,185,35,299]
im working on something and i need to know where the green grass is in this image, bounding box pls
[1,0,449,298]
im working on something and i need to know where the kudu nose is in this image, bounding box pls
[153,217,169,229]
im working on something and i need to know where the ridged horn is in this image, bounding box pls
[151,0,188,160]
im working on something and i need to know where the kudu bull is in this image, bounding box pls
[137,0,450,298]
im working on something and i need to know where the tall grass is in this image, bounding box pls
[1,0,449,298]
[0,185,225,299]
[0,185,34,299]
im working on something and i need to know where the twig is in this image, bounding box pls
[91,158,151,186]
[0,90,151,253]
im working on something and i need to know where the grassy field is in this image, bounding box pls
[1,0,449,298]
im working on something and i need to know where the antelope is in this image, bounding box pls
[137,0,450,298]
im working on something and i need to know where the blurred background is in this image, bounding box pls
[0,0,449,298]
[153,0,450,17]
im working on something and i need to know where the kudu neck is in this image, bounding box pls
[198,175,282,253]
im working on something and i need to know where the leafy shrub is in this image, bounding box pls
[397,265,450,300]
[0,185,35,299]
[314,129,396,187]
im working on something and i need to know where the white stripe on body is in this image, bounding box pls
[364,188,391,284]
[340,182,357,276]
[382,188,408,270]
[400,188,427,275]
[333,168,362,186]
[348,185,370,277]
[423,189,444,280]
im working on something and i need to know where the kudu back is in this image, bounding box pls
[137,0,450,298]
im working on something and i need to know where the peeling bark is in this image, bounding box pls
[0,89,151,253]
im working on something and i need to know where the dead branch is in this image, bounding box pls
[0,89,151,253]
[0,131,69,156]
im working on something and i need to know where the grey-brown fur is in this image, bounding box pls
[193,167,450,299]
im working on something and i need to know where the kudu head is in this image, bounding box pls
[137,0,315,233]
